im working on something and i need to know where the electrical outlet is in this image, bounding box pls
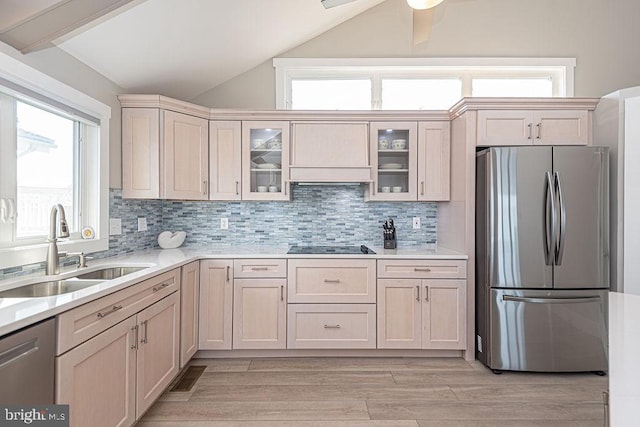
[109,218,122,235]
[137,217,147,231]
[220,217,229,230]
[412,217,421,229]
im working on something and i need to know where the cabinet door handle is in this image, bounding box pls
[324,279,341,283]
[236,181,240,195]
[414,267,431,272]
[153,282,171,292]
[226,265,230,282]
[131,325,139,350]
[425,285,429,302]
[251,266,269,271]
[416,285,420,302]
[421,181,425,196]
[527,123,533,140]
[324,324,341,329]
[97,305,123,318]
[203,180,208,196]
[140,320,148,344]
[536,122,542,140]
[280,285,284,301]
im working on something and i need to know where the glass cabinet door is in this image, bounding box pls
[369,122,417,201]
[241,121,290,200]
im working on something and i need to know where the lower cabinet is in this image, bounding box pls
[288,303,376,349]
[377,279,466,350]
[198,260,233,350]
[233,279,287,349]
[56,292,180,426]
[180,261,200,367]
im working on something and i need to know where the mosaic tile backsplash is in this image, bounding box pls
[0,186,437,279]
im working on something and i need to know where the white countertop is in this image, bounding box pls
[609,291,640,426]
[0,245,467,337]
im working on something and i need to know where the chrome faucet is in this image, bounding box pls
[45,204,70,275]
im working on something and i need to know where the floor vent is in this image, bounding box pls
[170,365,206,392]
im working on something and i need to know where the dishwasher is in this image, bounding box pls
[0,318,55,404]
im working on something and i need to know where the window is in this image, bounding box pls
[274,58,574,110]
[0,51,109,269]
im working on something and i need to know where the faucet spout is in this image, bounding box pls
[46,204,69,275]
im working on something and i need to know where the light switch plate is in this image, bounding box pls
[138,217,147,231]
[412,217,421,229]
[109,218,122,235]
[220,217,229,230]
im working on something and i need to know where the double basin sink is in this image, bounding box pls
[0,266,147,298]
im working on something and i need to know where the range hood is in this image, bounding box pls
[289,122,372,183]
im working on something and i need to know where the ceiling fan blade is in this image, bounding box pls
[321,0,358,9]
[413,8,434,45]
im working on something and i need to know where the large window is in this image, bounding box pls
[274,58,574,110]
[0,51,109,269]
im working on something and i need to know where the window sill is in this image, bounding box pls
[0,238,108,270]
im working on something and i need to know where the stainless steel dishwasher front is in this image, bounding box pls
[0,318,55,404]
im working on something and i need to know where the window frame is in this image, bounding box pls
[274,57,576,110]
[0,49,110,270]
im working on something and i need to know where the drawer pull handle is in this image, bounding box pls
[416,285,420,302]
[97,305,123,318]
[414,268,431,272]
[153,282,171,292]
[324,324,341,329]
[251,266,269,271]
[324,279,341,283]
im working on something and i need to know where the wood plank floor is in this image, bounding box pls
[137,357,607,426]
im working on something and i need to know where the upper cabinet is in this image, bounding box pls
[368,121,450,202]
[242,121,290,201]
[369,122,417,201]
[209,121,242,201]
[476,110,590,146]
[122,108,208,200]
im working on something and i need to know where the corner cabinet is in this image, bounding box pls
[241,121,290,201]
[476,109,590,146]
[122,108,209,200]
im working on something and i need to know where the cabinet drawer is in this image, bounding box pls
[234,259,287,278]
[57,269,180,355]
[288,259,376,303]
[287,304,376,349]
[377,259,466,279]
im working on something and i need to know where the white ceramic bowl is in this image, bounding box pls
[392,186,403,193]
[257,186,267,192]
[378,139,389,149]
[392,139,407,150]
[268,185,279,192]
[157,231,186,249]
[252,138,266,149]
[381,186,391,193]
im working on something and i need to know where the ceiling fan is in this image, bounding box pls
[321,0,446,44]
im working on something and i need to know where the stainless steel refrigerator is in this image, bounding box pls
[476,146,609,373]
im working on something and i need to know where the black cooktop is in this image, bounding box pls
[287,245,375,255]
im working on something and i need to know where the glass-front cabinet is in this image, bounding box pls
[369,122,417,201]
[241,121,290,200]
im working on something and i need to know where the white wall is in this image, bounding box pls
[193,0,640,108]
[0,42,125,188]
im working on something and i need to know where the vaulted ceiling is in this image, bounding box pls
[32,0,387,100]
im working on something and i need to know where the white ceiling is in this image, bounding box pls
[55,0,386,100]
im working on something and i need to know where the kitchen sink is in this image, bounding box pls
[0,279,104,298]
[72,266,147,280]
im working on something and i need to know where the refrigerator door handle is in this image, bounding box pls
[503,295,601,304]
[554,172,567,265]
[543,171,556,265]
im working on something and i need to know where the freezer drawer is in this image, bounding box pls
[489,289,608,372]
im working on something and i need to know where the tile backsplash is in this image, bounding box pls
[0,186,437,279]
